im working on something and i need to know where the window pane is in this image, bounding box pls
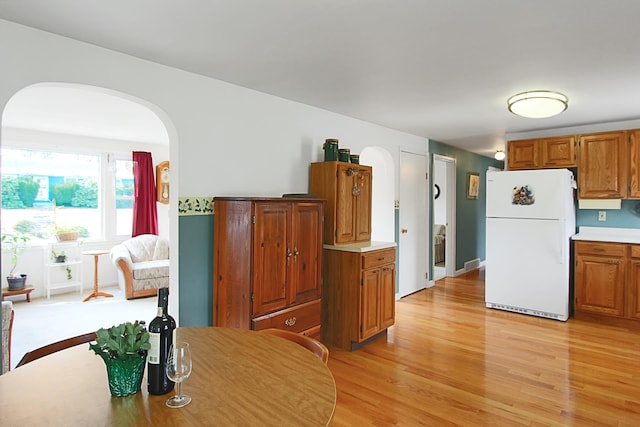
[115,159,134,236]
[1,148,100,242]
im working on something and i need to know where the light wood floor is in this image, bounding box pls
[326,268,640,426]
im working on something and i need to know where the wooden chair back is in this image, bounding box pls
[260,328,329,364]
[16,331,97,368]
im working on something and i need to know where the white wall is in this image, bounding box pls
[0,20,428,310]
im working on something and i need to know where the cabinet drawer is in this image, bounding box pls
[362,248,396,270]
[575,241,626,257]
[252,299,320,333]
[631,245,640,259]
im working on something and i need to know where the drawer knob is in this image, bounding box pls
[284,317,297,327]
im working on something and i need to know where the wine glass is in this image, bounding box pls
[165,342,192,408]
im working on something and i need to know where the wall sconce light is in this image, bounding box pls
[494,150,505,161]
[507,90,568,118]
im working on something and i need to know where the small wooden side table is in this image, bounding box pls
[82,250,113,302]
[2,286,34,302]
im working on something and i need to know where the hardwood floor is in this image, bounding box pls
[326,268,640,426]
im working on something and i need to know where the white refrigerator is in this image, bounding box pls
[485,168,576,321]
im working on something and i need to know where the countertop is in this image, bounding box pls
[323,241,396,253]
[571,226,640,244]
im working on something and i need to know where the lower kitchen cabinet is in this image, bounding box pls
[574,241,625,317]
[321,243,396,350]
[574,240,640,326]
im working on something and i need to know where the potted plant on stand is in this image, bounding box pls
[1,232,30,290]
[89,321,151,397]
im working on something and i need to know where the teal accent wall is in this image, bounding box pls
[429,141,504,270]
[576,200,640,228]
[178,214,213,326]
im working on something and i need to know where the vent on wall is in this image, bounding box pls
[464,258,480,272]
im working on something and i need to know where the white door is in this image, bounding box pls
[399,150,429,298]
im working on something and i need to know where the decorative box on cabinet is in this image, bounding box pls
[321,242,396,350]
[44,240,84,299]
[213,197,323,339]
[507,136,576,170]
[309,161,372,245]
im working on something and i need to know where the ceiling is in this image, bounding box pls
[2,1,640,157]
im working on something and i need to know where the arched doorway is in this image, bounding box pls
[1,82,175,368]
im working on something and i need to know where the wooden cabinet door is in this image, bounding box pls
[290,202,323,305]
[252,202,290,316]
[360,268,381,341]
[575,253,625,317]
[628,259,640,319]
[354,167,372,242]
[541,136,576,168]
[578,131,627,198]
[507,139,538,170]
[335,164,356,244]
[380,264,396,329]
[628,130,640,199]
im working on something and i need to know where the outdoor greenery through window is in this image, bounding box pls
[1,148,134,243]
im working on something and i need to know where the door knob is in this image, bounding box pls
[401,228,408,234]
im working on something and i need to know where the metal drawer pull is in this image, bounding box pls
[377,257,386,261]
[284,317,297,327]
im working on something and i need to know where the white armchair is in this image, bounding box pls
[110,234,169,300]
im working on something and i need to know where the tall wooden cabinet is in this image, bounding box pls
[213,197,323,338]
[309,161,372,245]
[322,244,396,350]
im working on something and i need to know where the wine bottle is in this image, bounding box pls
[147,287,176,395]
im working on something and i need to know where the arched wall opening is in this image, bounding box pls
[0,83,179,361]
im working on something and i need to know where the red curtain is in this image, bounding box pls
[132,151,158,236]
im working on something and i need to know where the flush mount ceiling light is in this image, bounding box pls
[507,90,568,118]
[494,150,505,161]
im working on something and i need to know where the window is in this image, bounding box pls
[1,147,131,243]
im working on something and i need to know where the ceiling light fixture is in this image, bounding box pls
[494,150,505,161]
[507,90,568,118]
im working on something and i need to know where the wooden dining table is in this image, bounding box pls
[0,327,336,426]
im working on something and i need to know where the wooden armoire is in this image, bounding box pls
[212,197,324,338]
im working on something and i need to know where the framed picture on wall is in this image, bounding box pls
[467,172,479,200]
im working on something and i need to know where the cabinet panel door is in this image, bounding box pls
[578,131,627,198]
[252,203,290,316]
[629,260,640,319]
[290,202,323,305]
[335,166,356,243]
[629,130,640,199]
[507,140,538,170]
[354,168,372,242]
[541,136,576,168]
[380,265,395,328]
[360,269,381,341]
[575,254,625,316]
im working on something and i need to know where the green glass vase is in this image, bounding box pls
[98,352,147,397]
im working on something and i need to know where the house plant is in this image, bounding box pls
[89,321,151,397]
[1,232,30,289]
[54,226,80,242]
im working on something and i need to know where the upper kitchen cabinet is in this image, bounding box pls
[577,131,627,199]
[507,136,576,170]
[628,129,640,199]
[309,161,372,245]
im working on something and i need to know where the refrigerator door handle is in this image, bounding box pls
[559,231,564,264]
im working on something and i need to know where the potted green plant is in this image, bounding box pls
[54,226,80,242]
[51,249,67,263]
[1,232,30,289]
[89,321,151,397]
